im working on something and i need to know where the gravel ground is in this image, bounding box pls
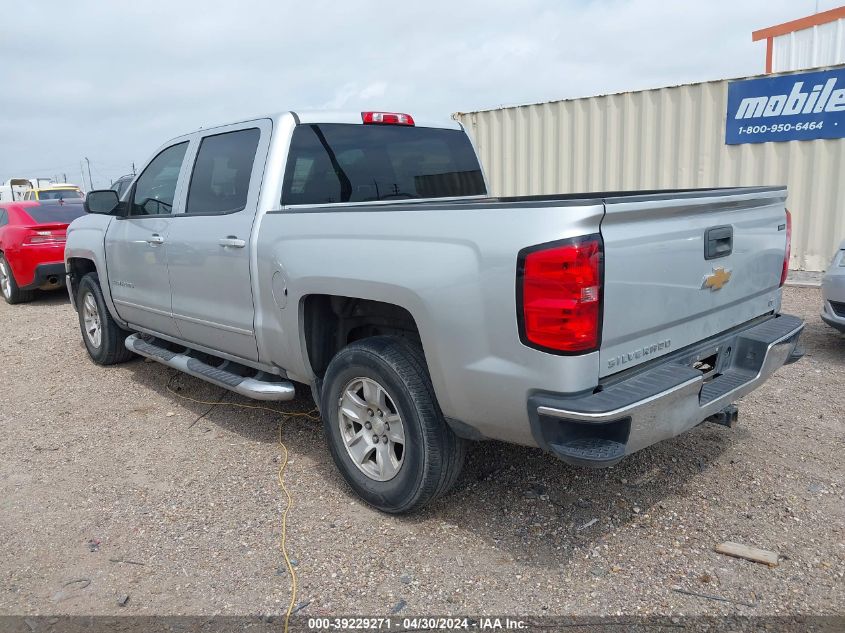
[0,286,842,617]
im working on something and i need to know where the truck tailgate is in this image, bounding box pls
[599,187,788,378]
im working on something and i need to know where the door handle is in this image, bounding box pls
[218,236,246,248]
[704,225,733,260]
[146,234,164,245]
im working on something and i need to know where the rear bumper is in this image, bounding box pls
[20,262,66,291]
[528,314,804,468]
[821,272,845,332]
[821,313,845,333]
[8,243,66,289]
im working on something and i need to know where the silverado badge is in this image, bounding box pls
[702,267,732,291]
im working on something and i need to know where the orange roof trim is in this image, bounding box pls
[753,5,845,41]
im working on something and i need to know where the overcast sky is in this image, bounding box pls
[1,0,839,188]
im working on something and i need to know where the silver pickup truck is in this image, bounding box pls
[65,110,804,513]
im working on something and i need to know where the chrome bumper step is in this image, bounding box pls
[125,333,295,401]
[529,313,804,467]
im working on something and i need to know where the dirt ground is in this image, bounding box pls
[0,286,842,617]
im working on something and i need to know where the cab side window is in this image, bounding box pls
[130,142,189,216]
[185,128,260,215]
[0,210,7,226]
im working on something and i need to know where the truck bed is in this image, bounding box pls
[272,186,784,213]
[273,185,788,378]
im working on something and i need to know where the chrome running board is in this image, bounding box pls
[125,333,295,401]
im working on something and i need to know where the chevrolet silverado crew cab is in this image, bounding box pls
[65,110,804,513]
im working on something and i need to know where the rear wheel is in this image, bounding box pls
[321,336,466,513]
[0,255,35,305]
[77,273,134,365]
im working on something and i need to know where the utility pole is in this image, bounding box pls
[84,157,93,191]
[131,162,136,176]
[80,161,87,192]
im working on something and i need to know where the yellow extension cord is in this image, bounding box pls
[166,380,320,633]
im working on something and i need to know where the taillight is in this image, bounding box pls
[361,111,415,126]
[24,230,65,244]
[780,209,791,287]
[517,235,603,354]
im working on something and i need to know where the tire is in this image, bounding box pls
[77,273,135,365]
[321,336,466,513]
[0,254,35,305]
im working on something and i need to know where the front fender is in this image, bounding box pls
[65,216,126,327]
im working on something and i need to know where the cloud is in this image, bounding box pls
[0,0,834,187]
[319,81,389,110]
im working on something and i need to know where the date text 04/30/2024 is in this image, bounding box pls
[307,617,528,630]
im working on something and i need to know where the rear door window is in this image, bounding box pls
[281,124,486,205]
[185,128,261,215]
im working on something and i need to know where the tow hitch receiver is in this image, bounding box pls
[706,404,739,428]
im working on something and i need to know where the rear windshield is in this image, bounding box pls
[25,202,87,224]
[282,124,486,205]
[38,189,82,200]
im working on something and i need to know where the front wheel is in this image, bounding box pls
[77,273,134,365]
[321,336,465,513]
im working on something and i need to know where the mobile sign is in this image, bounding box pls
[725,68,845,144]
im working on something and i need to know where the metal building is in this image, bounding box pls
[454,64,845,272]
[754,6,845,73]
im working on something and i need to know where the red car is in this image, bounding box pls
[0,200,86,304]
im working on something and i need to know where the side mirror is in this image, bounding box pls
[84,190,120,215]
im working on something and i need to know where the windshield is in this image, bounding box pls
[282,124,486,205]
[38,189,82,200]
[112,178,132,197]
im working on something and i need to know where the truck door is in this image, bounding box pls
[104,141,190,337]
[165,121,269,361]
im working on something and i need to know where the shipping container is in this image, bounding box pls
[454,66,845,271]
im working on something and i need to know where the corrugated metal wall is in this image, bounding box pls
[454,68,845,271]
[772,18,845,72]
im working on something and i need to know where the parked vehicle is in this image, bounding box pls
[0,179,33,202]
[0,178,56,202]
[109,175,134,199]
[0,199,86,303]
[21,184,84,201]
[821,240,845,333]
[65,111,804,512]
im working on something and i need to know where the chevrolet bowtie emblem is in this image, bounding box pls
[702,267,732,291]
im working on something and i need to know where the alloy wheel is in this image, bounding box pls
[338,376,406,481]
[82,292,102,348]
[0,261,11,299]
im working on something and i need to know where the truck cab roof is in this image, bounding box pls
[288,111,462,130]
[182,111,463,141]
